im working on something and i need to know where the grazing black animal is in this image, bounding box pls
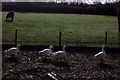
[6,11,14,22]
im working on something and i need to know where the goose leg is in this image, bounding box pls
[51,57,53,61]
[60,58,61,62]
[64,57,67,62]
[11,54,15,58]
[100,59,104,64]
[42,56,45,59]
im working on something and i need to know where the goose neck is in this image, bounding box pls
[17,47,19,50]
[102,46,105,52]
[63,47,65,52]
[49,48,52,53]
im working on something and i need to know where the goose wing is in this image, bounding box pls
[95,52,106,59]
[6,47,19,54]
[94,52,103,57]
[39,49,51,55]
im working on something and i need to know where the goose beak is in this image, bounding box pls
[50,45,54,49]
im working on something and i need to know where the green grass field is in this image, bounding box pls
[2,12,120,47]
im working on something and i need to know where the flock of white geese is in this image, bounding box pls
[4,44,106,63]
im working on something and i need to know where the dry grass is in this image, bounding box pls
[2,50,120,80]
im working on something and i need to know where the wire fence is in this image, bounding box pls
[2,29,120,47]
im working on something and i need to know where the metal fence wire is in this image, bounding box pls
[2,29,120,47]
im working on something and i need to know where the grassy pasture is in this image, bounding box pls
[2,12,119,47]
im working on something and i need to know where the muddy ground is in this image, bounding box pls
[2,49,120,80]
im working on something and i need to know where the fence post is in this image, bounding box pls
[15,28,17,46]
[117,2,120,32]
[59,31,61,46]
[105,31,107,46]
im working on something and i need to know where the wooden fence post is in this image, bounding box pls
[105,31,107,46]
[15,28,17,46]
[117,2,120,32]
[59,31,61,46]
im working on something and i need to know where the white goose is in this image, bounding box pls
[4,44,21,57]
[38,45,53,58]
[51,45,67,61]
[94,45,106,64]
